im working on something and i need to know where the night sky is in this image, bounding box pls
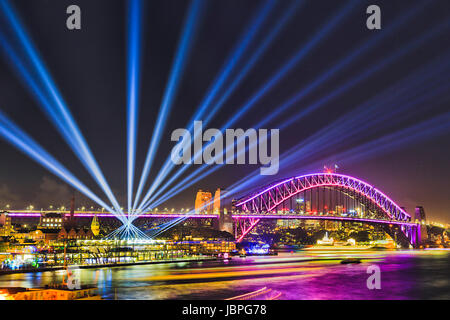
[0,0,449,223]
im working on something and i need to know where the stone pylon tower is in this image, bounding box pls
[213,188,221,214]
[415,206,429,243]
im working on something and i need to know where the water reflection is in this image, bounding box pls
[0,250,448,300]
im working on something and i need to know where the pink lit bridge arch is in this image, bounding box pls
[233,173,420,247]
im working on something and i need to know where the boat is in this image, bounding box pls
[316,232,334,246]
[340,258,361,264]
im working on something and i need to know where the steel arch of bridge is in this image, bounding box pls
[233,173,414,243]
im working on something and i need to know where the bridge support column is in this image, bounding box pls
[407,224,424,249]
[235,218,260,243]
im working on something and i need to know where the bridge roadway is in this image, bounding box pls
[6,210,417,227]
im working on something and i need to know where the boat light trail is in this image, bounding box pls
[131,0,205,215]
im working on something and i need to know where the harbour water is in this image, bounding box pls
[0,249,448,300]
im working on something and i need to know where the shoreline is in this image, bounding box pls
[0,256,224,275]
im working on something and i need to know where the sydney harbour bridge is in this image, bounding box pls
[8,172,424,248]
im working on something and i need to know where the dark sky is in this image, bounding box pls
[0,0,449,223]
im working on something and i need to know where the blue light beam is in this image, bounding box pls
[131,0,206,215]
[138,0,359,212]
[143,3,444,209]
[136,0,278,211]
[0,1,124,217]
[126,0,144,215]
[133,0,305,214]
[146,50,450,211]
[0,110,125,223]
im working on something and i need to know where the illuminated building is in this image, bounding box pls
[0,212,12,236]
[195,190,212,214]
[58,227,94,240]
[335,205,344,214]
[11,229,45,244]
[276,219,301,229]
[91,214,100,237]
[305,200,311,212]
[295,198,305,213]
[38,212,63,230]
[324,220,339,231]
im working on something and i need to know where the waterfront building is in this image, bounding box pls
[41,229,61,242]
[0,212,12,236]
[38,212,63,230]
[324,220,340,231]
[56,227,94,240]
[11,229,45,244]
[91,214,100,236]
[57,228,68,239]
[276,219,301,229]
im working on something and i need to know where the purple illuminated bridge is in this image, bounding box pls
[232,173,421,247]
[8,173,422,247]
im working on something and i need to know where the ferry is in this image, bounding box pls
[316,232,334,246]
[305,233,372,250]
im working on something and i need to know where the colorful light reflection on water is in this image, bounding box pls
[0,249,448,300]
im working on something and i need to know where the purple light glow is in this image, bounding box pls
[232,214,418,226]
[7,212,218,219]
